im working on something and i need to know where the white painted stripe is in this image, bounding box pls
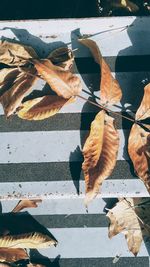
[0,71,146,115]
[1,198,107,215]
[0,17,150,56]
[0,105,3,115]
[0,130,128,163]
[38,228,148,258]
[0,180,148,200]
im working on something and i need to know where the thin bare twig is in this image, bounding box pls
[77,94,136,123]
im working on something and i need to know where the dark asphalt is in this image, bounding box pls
[0,0,99,20]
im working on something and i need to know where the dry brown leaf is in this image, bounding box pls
[0,248,28,263]
[135,83,150,121]
[0,40,38,66]
[112,0,139,12]
[128,123,150,191]
[82,110,105,171]
[27,264,46,267]
[17,94,75,120]
[0,263,11,267]
[49,47,74,70]
[33,59,82,99]
[0,232,57,248]
[12,199,42,213]
[128,83,150,193]
[0,68,37,117]
[107,198,150,256]
[83,112,119,205]
[78,38,122,106]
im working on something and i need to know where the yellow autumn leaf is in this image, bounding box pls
[103,0,139,13]
[17,95,75,120]
[0,232,57,248]
[120,0,139,12]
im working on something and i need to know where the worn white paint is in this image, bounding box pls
[1,198,106,214]
[0,179,148,200]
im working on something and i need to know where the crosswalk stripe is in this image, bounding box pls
[0,17,150,264]
[1,213,108,228]
[0,198,149,262]
[0,180,148,200]
[1,17,150,57]
[0,130,129,163]
[0,112,133,132]
[37,228,149,258]
[1,198,110,215]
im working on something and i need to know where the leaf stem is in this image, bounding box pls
[77,95,150,131]
[77,94,135,123]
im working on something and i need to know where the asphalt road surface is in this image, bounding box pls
[0,16,150,267]
[0,0,99,20]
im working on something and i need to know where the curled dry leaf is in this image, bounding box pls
[0,68,19,96]
[12,199,42,213]
[107,198,150,256]
[33,59,82,99]
[128,123,150,191]
[0,248,28,263]
[0,40,38,66]
[49,47,74,70]
[17,95,75,120]
[82,111,119,205]
[0,232,57,248]
[78,38,122,106]
[135,83,150,121]
[0,67,37,117]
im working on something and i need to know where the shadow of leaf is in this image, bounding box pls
[1,27,66,58]
[69,146,83,195]
[30,250,61,266]
[102,198,118,213]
